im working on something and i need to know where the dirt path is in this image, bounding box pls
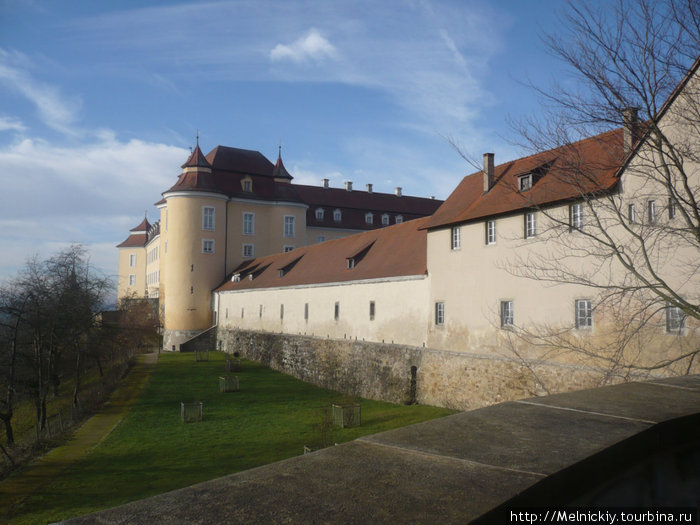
[0,352,158,521]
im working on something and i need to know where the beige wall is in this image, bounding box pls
[216,275,430,347]
[117,244,146,300]
[161,193,227,334]
[224,200,308,274]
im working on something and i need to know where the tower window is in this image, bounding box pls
[202,206,215,230]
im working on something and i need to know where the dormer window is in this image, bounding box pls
[232,274,241,282]
[315,208,324,221]
[395,215,403,224]
[241,177,252,192]
[347,258,355,269]
[365,212,374,224]
[346,241,374,270]
[381,214,390,226]
[518,174,532,192]
[334,209,342,222]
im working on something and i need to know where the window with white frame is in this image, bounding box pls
[243,212,255,235]
[628,203,636,223]
[524,212,537,238]
[435,302,445,326]
[485,220,496,245]
[519,174,532,191]
[365,212,374,224]
[316,235,326,243]
[203,206,215,230]
[129,254,136,267]
[315,208,324,221]
[395,215,403,224]
[333,209,342,222]
[284,215,295,237]
[570,203,583,231]
[575,299,592,329]
[500,300,513,328]
[451,226,461,250]
[647,200,656,224]
[381,214,389,225]
[666,304,685,333]
[202,239,215,254]
[283,245,295,252]
[242,243,254,258]
[129,274,135,286]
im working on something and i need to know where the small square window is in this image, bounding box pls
[283,245,295,252]
[243,244,254,258]
[316,236,326,243]
[202,239,215,254]
[500,300,513,328]
[435,302,445,325]
[575,299,592,329]
[519,174,532,191]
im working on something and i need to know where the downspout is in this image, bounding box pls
[224,198,229,280]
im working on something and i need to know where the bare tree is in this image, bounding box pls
[502,0,700,382]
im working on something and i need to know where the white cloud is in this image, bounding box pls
[270,29,338,63]
[0,115,26,132]
[0,48,81,135]
[0,135,187,280]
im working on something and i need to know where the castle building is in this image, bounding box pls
[214,59,700,381]
[116,144,443,350]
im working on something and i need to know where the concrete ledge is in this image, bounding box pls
[63,376,700,524]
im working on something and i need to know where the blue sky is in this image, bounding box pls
[0,0,574,283]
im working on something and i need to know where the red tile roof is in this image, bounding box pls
[181,144,212,169]
[424,128,625,230]
[117,218,151,248]
[215,217,430,292]
[162,145,442,230]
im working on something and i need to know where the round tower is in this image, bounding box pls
[161,143,227,350]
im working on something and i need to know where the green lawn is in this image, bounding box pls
[8,351,455,524]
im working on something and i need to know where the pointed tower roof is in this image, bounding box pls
[130,216,151,232]
[272,146,293,181]
[117,217,151,248]
[181,143,212,170]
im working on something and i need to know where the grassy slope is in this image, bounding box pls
[9,352,455,524]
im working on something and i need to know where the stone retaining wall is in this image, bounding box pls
[218,328,610,410]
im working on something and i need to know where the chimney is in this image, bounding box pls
[483,153,494,193]
[345,181,353,192]
[430,196,435,200]
[395,187,402,197]
[366,183,373,193]
[322,178,329,189]
[623,107,639,153]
